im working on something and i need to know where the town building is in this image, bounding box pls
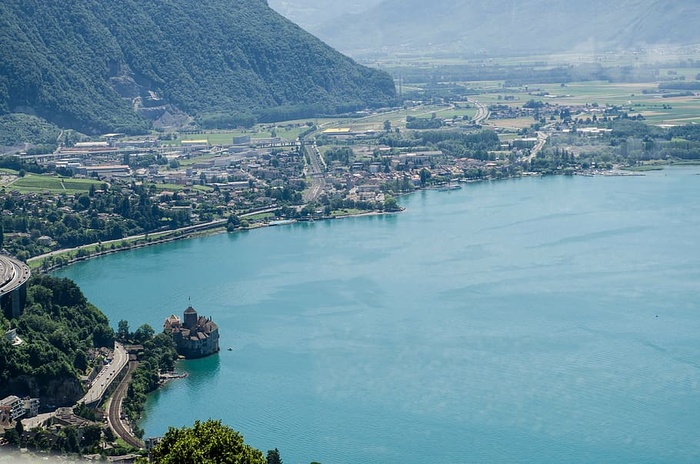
[23,397,40,418]
[4,328,23,346]
[163,307,220,359]
[0,396,24,422]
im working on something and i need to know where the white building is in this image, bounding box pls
[0,396,24,421]
[23,397,40,418]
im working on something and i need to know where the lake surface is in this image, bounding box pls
[56,168,700,463]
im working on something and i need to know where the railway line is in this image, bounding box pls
[107,360,144,449]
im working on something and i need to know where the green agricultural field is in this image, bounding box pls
[61,179,106,191]
[169,124,311,146]
[641,98,700,125]
[7,174,103,193]
[245,212,275,221]
[331,208,365,217]
[456,78,700,127]
[176,153,217,167]
[435,107,478,120]
[148,182,213,192]
[658,67,700,81]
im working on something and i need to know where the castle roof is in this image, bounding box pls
[184,306,197,315]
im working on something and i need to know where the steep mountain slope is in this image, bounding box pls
[316,0,700,56]
[0,0,396,135]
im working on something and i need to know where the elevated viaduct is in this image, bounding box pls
[0,254,31,319]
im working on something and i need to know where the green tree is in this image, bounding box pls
[384,195,400,212]
[15,418,24,436]
[4,428,19,446]
[227,214,241,232]
[267,448,282,464]
[133,324,155,344]
[151,419,265,464]
[117,319,130,342]
[419,168,431,187]
[74,349,88,372]
[81,424,102,451]
[64,426,80,453]
[383,120,391,132]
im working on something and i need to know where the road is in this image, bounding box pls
[27,220,227,264]
[469,99,491,125]
[524,131,549,162]
[0,254,31,297]
[302,141,326,202]
[78,342,128,406]
[27,207,281,267]
[107,360,144,449]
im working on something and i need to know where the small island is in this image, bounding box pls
[164,306,220,359]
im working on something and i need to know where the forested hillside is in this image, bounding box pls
[0,276,115,406]
[317,0,700,56]
[0,0,396,135]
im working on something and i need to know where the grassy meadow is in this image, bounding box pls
[6,174,104,193]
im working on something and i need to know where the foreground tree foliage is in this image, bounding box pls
[266,448,282,464]
[150,419,265,464]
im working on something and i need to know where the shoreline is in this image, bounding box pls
[30,209,401,274]
[39,164,685,453]
[27,166,656,274]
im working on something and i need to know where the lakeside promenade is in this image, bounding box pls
[26,207,282,272]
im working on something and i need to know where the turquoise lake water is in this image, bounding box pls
[56,167,700,463]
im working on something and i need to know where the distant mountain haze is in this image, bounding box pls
[0,0,396,135]
[311,0,700,56]
[268,0,383,30]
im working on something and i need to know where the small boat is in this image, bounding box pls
[227,347,233,351]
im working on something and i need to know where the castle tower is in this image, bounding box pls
[183,306,198,329]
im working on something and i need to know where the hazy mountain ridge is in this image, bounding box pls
[314,0,700,56]
[268,0,382,31]
[0,0,396,135]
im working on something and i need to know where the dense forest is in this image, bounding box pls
[0,276,115,404]
[0,0,396,136]
[0,114,62,148]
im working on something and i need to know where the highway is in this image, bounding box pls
[302,141,326,202]
[469,99,491,125]
[78,342,128,405]
[0,254,31,297]
[524,131,549,162]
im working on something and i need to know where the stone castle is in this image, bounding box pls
[163,306,220,359]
